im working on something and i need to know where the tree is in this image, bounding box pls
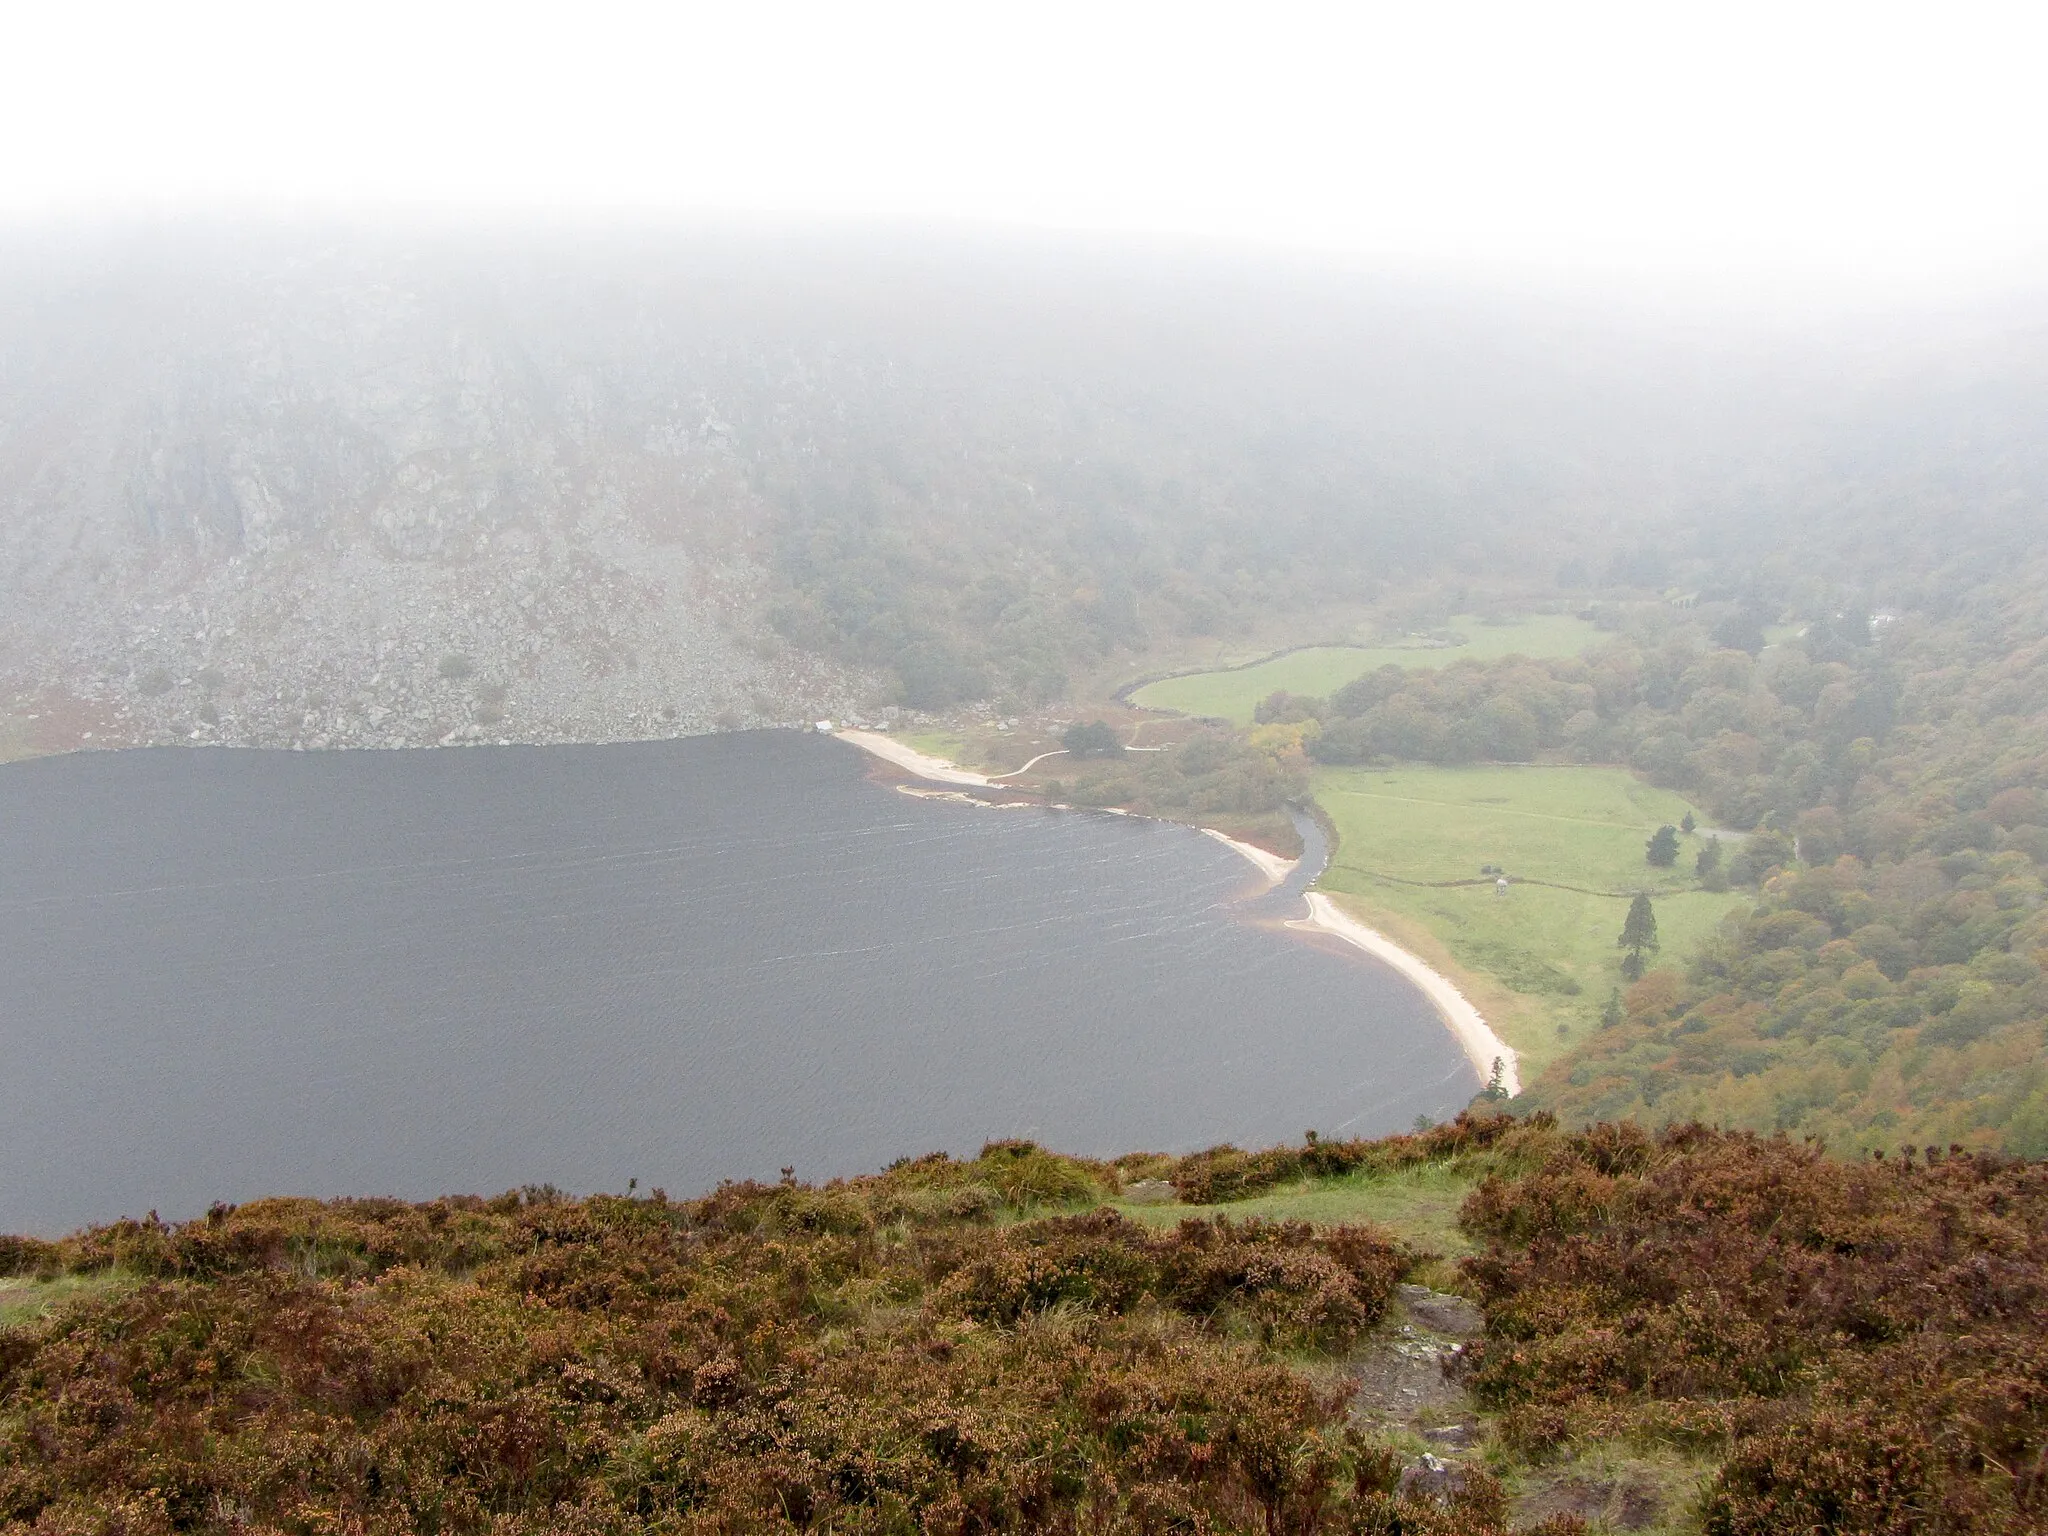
[1619,893,1660,980]
[1696,835,1722,878]
[1712,607,1768,654]
[1601,987,1623,1029]
[1680,811,1697,835]
[1481,1057,1510,1101]
[1254,690,1320,725]
[1646,825,1681,867]
[1061,720,1124,758]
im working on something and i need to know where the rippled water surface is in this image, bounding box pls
[0,733,1471,1231]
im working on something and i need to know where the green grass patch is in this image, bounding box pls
[1114,1161,1478,1256]
[1318,765,1710,893]
[1130,614,1603,724]
[1504,1441,1719,1536]
[1314,764,1749,1077]
[0,1273,131,1330]
[897,730,969,764]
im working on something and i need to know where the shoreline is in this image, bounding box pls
[835,726,1512,1093]
[833,729,993,786]
[1291,892,1519,1096]
[1200,827,1297,892]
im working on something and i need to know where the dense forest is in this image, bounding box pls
[3,1116,2041,1534]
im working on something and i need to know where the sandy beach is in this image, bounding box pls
[834,730,993,786]
[837,726,1513,1095]
[1201,827,1297,892]
[1291,892,1519,1095]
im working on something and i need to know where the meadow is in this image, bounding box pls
[1313,764,1749,1078]
[1129,612,1604,724]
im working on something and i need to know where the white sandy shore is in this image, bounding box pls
[1201,828,1297,893]
[836,726,1514,1095]
[834,730,993,786]
[1291,893,1520,1096]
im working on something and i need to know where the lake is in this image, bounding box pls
[0,732,1472,1232]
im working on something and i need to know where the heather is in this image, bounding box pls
[4,1119,2044,1533]
[1459,1120,2048,1534]
[0,1141,1493,1535]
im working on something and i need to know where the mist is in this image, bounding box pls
[7,1,2045,297]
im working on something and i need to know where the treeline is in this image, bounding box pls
[1275,616,1906,840]
[3,1117,2040,1533]
[1532,841,2048,1152]
[1051,727,1307,837]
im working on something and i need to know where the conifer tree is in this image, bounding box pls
[1619,893,1659,979]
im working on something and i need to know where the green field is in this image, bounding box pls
[1313,764,1748,1077]
[1129,613,1604,724]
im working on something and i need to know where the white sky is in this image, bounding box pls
[4,1,2044,291]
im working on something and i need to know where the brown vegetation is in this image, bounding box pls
[6,1117,2042,1533]
[1459,1120,2048,1534]
[0,1139,1551,1535]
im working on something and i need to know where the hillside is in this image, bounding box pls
[2,1116,2041,1533]
[7,225,2046,752]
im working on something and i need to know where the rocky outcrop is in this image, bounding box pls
[0,229,886,749]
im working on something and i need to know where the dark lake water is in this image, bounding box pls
[0,732,1472,1233]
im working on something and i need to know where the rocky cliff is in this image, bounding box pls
[0,227,885,751]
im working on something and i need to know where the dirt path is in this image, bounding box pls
[987,748,1067,780]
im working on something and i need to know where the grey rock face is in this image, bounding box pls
[0,231,883,749]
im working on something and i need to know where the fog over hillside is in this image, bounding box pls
[2,223,2043,748]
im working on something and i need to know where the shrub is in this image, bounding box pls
[1061,719,1124,757]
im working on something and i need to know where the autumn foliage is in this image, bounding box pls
[3,1119,2043,1533]
[0,1140,1552,1535]
[1459,1120,2048,1533]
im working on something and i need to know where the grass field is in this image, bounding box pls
[1129,613,1604,724]
[1313,765,1749,1079]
